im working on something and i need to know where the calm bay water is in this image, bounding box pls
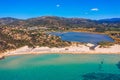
[0,54,120,80]
[50,32,114,44]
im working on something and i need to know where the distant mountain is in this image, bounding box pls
[98,18,120,23]
[0,16,120,28]
[25,16,97,28]
[0,17,21,25]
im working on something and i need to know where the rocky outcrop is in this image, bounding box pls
[0,55,5,60]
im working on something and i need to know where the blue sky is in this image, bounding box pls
[0,0,120,19]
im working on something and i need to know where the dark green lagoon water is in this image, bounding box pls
[0,54,120,80]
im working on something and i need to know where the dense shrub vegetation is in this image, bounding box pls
[0,27,72,53]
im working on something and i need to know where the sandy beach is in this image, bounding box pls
[0,43,120,58]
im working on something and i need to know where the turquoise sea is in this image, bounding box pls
[0,54,120,80]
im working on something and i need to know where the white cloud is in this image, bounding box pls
[56,4,60,7]
[91,8,99,11]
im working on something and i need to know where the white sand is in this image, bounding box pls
[1,44,120,57]
[93,44,120,53]
[0,55,3,59]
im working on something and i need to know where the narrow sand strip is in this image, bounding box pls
[1,44,120,58]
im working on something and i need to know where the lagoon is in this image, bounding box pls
[50,32,114,44]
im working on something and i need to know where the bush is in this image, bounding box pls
[97,41,114,48]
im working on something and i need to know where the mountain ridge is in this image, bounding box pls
[0,16,120,28]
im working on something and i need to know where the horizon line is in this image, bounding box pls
[0,15,120,20]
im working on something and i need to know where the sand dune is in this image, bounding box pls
[1,44,120,58]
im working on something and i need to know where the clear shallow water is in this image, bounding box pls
[0,54,120,80]
[50,32,114,44]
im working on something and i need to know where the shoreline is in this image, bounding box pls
[1,44,120,59]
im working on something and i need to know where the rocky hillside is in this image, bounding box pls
[0,27,72,53]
